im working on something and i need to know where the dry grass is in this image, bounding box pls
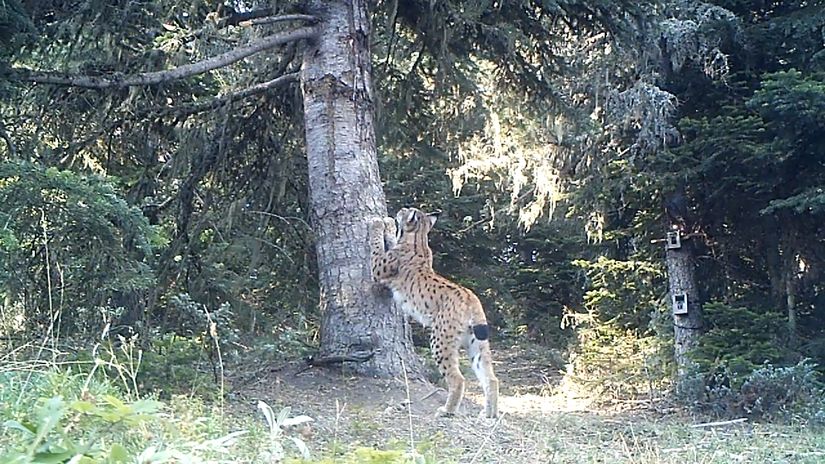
[2,334,822,463]
[229,345,825,464]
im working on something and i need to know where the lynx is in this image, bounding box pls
[370,207,499,418]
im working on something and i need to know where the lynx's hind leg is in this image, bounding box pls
[434,331,465,417]
[467,326,499,418]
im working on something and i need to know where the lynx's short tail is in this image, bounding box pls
[472,324,490,341]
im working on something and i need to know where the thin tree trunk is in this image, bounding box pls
[776,221,799,345]
[665,236,703,395]
[782,233,798,345]
[301,0,420,377]
[786,275,797,337]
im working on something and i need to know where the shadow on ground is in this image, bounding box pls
[228,343,823,463]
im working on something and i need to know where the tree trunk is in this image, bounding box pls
[300,0,420,377]
[665,235,703,395]
[781,233,798,346]
[786,274,797,337]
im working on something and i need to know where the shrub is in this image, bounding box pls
[0,160,156,335]
[696,360,825,423]
[692,301,791,379]
[561,308,673,402]
[562,257,672,403]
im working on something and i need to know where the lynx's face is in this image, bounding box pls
[394,207,437,240]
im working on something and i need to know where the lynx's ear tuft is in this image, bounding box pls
[426,210,440,228]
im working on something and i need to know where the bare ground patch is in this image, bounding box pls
[227,344,825,463]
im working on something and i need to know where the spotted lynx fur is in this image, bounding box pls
[370,207,499,418]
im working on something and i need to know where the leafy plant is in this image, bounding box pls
[0,363,262,463]
[1,395,162,463]
[133,333,218,399]
[257,401,313,462]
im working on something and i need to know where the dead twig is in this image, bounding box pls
[418,388,442,402]
[690,418,747,428]
[294,351,376,376]
[307,351,375,366]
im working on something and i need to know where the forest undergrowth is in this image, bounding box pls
[2,336,823,464]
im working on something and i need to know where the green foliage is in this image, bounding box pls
[4,0,318,340]
[257,402,312,462]
[749,70,825,134]
[696,360,825,424]
[1,0,824,424]
[132,333,219,399]
[693,302,791,378]
[0,160,155,334]
[0,367,234,463]
[563,309,673,401]
[163,293,240,356]
[559,255,673,401]
[0,160,153,254]
[0,0,33,58]
[740,361,825,422]
[2,395,162,463]
[574,256,665,330]
[300,445,440,464]
[638,1,825,389]
[0,356,315,463]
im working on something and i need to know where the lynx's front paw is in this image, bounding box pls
[369,217,386,235]
[383,217,397,243]
[435,406,455,419]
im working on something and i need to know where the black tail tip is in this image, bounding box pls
[472,324,490,341]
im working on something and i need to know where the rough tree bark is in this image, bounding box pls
[665,236,703,394]
[300,0,421,377]
[663,187,704,394]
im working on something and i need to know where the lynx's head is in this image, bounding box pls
[394,207,438,242]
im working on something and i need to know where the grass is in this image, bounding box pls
[539,412,825,463]
[1,340,823,463]
[0,364,263,463]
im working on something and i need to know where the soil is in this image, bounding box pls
[230,342,617,463]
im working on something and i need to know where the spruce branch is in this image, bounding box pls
[185,11,318,42]
[166,72,300,117]
[8,26,318,89]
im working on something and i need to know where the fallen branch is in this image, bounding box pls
[294,351,375,376]
[306,351,376,366]
[690,418,747,428]
[418,388,443,402]
[9,26,317,89]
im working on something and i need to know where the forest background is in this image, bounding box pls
[1,0,825,462]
